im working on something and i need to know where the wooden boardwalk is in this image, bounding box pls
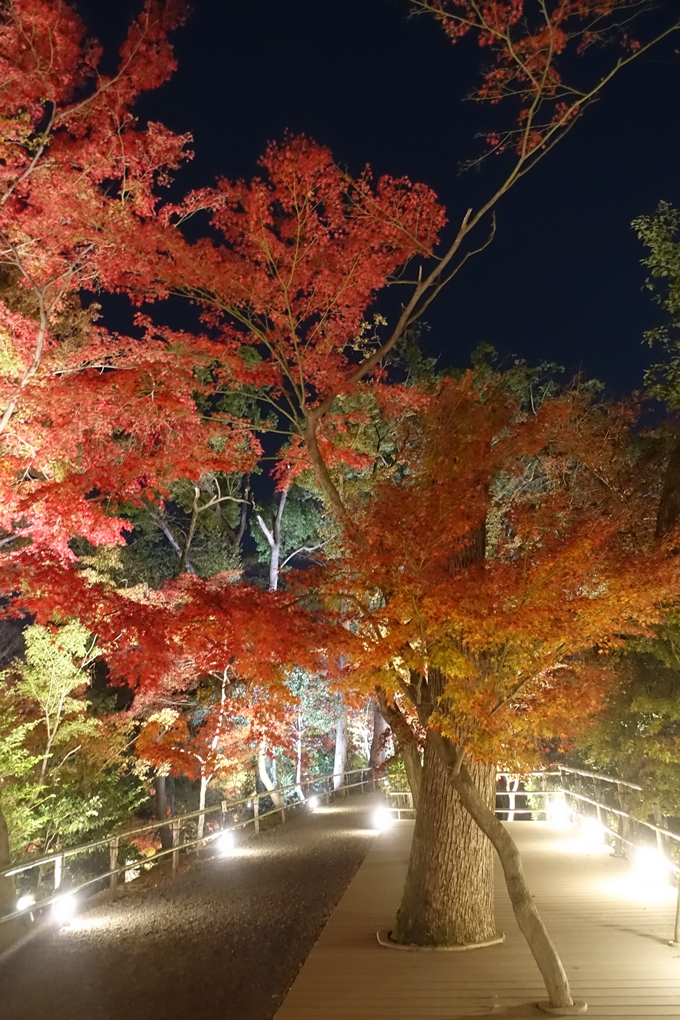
[275,820,680,1019]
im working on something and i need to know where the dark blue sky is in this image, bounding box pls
[80,0,680,395]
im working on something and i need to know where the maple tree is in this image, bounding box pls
[295,365,680,1006]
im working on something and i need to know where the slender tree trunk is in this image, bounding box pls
[155,774,173,851]
[197,774,208,841]
[333,708,347,790]
[375,687,422,808]
[258,746,283,809]
[369,702,389,768]
[294,730,305,801]
[0,800,22,952]
[393,734,496,946]
[431,732,579,1011]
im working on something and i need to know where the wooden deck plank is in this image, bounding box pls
[275,819,680,1018]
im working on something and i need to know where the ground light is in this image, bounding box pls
[546,796,571,828]
[215,830,236,856]
[307,796,319,810]
[51,894,77,926]
[372,808,394,831]
[632,846,673,887]
[16,894,35,913]
[579,817,606,845]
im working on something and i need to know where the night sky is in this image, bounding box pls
[80,0,680,396]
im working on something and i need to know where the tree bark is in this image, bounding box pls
[369,702,389,768]
[656,435,680,538]
[258,746,283,809]
[333,708,347,790]
[431,732,577,1010]
[155,774,173,851]
[393,735,496,946]
[0,800,22,952]
[197,774,208,842]
[375,687,422,808]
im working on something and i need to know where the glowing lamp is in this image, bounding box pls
[580,817,606,845]
[372,808,393,831]
[16,894,35,913]
[51,894,77,926]
[632,846,673,887]
[547,796,571,828]
[215,831,235,856]
[307,796,319,810]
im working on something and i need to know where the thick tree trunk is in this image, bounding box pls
[333,708,347,790]
[155,774,173,851]
[369,702,389,768]
[430,732,579,1011]
[393,734,496,946]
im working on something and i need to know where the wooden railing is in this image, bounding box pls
[0,766,380,927]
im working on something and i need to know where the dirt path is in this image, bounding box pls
[0,798,378,1020]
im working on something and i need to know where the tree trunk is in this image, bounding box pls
[393,734,496,946]
[294,729,305,801]
[656,435,680,538]
[197,774,208,842]
[155,774,173,851]
[333,708,347,790]
[369,702,389,768]
[375,686,423,808]
[431,732,579,1011]
[258,746,283,809]
[0,800,22,952]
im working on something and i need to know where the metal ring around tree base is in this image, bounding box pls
[537,1000,588,1016]
[376,929,505,951]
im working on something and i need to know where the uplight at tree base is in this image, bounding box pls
[372,808,394,831]
[632,847,673,887]
[51,894,77,926]
[215,831,236,856]
[307,796,319,811]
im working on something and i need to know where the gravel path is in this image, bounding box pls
[0,797,378,1020]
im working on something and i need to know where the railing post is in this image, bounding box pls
[54,853,64,892]
[221,799,228,827]
[653,805,670,857]
[280,793,286,824]
[617,783,633,854]
[172,819,180,876]
[109,837,119,901]
[673,884,680,947]
[325,776,330,804]
[253,794,260,835]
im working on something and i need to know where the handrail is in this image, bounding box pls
[558,765,643,791]
[0,766,378,924]
[0,766,369,879]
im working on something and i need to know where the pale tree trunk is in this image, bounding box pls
[431,731,580,1011]
[155,774,173,851]
[333,708,347,790]
[294,728,305,801]
[393,734,496,946]
[369,702,389,768]
[256,487,288,592]
[375,687,422,808]
[258,746,283,809]
[197,774,208,841]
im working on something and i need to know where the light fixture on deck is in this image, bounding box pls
[579,817,606,845]
[307,796,319,810]
[632,846,672,887]
[546,795,571,828]
[372,808,394,831]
